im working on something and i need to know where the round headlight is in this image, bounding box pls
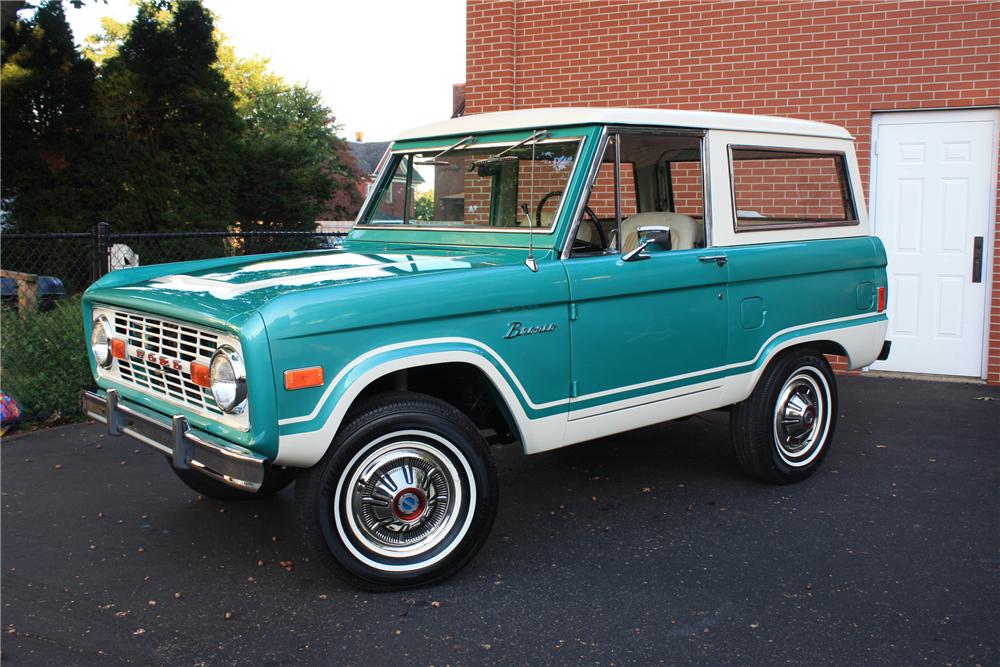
[91,316,113,368]
[210,346,247,413]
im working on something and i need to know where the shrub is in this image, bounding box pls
[0,295,89,420]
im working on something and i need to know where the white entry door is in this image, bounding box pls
[871,109,998,377]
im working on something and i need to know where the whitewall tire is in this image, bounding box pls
[296,392,498,590]
[730,349,838,484]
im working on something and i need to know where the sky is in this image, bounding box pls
[64,0,466,143]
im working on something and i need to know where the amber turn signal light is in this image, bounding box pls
[285,366,324,390]
[190,361,211,387]
[876,286,887,313]
[111,338,126,360]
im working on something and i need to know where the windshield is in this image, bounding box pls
[360,137,582,230]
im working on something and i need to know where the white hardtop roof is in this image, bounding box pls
[395,107,853,141]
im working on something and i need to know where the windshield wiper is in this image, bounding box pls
[469,129,550,171]
[414,135,475,166]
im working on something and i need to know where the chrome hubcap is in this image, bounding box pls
[773,368,829,466]
[346,442,460,557]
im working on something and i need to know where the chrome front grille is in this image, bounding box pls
[94,306,248,430]
[112,310,222,415]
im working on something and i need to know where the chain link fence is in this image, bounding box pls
[1,224,346,423]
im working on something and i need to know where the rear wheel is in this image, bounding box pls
[296,392,498,591]
[730,349,837,484]
[171,463,295,501]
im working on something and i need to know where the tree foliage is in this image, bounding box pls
[1,0,98,231]
[91,1,243,231]
[1,0,362,233]
[219,43,363,229]
[414,191,435,221]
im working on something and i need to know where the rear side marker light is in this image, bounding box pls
[285,366,324,391]
[876,286,887,313]
[111,338,126,360]
[190,362,211,387]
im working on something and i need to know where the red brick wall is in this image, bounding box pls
[671,161,704,217]
[731,155,852,221]
[588,162,638,218]
[466,0,1000,383]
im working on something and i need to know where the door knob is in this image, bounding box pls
[972,236,983,283]
[698,254,728,267]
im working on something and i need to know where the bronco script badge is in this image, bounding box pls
[504,321,557,339]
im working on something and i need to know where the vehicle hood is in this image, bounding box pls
[85,246,536,327]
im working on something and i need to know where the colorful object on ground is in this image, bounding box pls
[1,390,23,436]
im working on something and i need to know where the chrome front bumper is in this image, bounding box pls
[81,388,267,492]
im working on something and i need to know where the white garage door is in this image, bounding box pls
[871,109,998,377]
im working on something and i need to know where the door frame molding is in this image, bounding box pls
[870,107,1000,379]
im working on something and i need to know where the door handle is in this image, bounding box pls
[972,236,983,283]
[698,254,728,267]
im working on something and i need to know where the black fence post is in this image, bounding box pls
[92,221,111,282]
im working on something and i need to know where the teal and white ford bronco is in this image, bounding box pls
[82,108,890,589]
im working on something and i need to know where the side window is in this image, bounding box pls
[572,132,706,255]
[730,148,857,230]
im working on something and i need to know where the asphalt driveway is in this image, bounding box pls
[2,376,998,666]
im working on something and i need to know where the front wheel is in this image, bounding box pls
[296,392,498,590]
[730,349,838,484]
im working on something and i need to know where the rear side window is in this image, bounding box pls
[729,148,857,230]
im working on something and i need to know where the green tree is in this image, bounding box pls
[1,0,98,231]
[219,43,363,228]
[92,1,242,231]
[3,0,362,234]
[414,190,435,221]
[81,15,128,65]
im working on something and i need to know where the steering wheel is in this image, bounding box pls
[535,191,563,226]
[573,205,608,251]
[535,192,608,250]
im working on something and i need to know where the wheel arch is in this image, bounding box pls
[275,346,536,467]
[350,361,525,447]
[720,316,886,407]
[771,339,848,369]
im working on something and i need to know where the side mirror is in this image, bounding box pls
[622,225,672,262]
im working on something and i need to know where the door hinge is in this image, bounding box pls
[569,302,579,321]
[570,380,579,398]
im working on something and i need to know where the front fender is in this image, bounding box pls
[273,339,569,467]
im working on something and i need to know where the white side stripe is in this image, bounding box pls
[277,312,881,426]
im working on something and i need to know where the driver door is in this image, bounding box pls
[563,131,729,422]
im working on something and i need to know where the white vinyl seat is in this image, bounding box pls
[575,218,597,244]
[618,211,700,253]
